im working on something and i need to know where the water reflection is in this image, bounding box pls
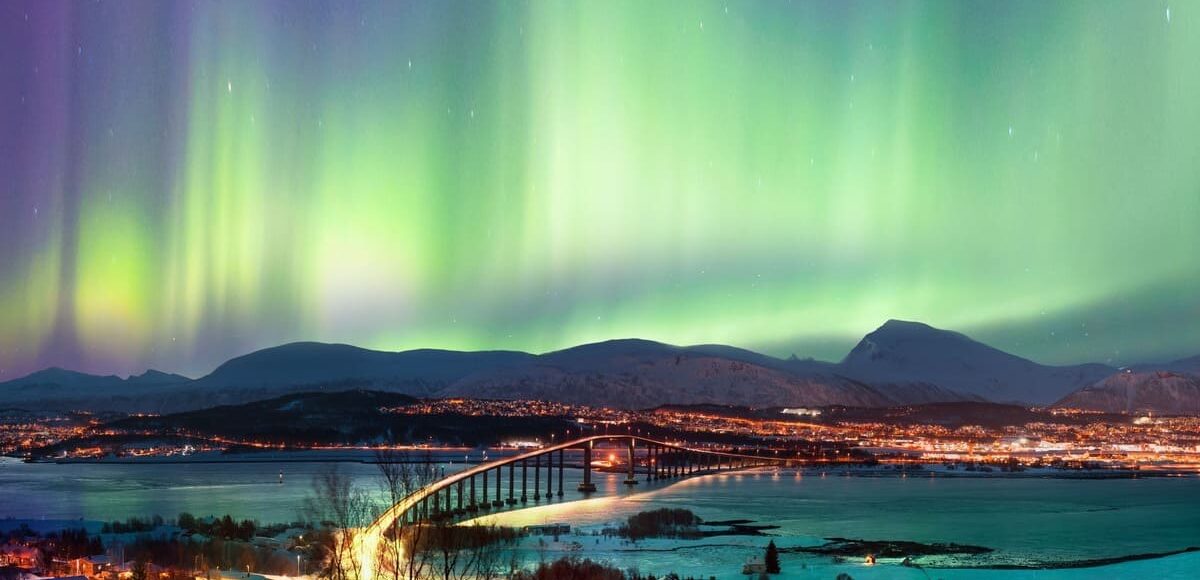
[4,459,1200,564]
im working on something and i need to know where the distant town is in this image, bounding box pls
[4,394,1199,474]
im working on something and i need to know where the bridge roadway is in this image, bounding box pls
[355,434,791,580]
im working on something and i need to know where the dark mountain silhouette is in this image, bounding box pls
[2,321,1195,413]
[440,338,894,409]
[194,341,533,394]
[48,390,575,450]
[0,366,190,410]
[126,369,192,386]
[836,320,1115,404]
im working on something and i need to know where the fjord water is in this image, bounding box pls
[3,457,1199,571]
[489,471,1200,560]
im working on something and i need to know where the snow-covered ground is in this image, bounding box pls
[497,526,1200,579]
[469,479,1200,579]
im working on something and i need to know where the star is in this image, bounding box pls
[699,20,704,31]
[1166,7,1171,23]
[1008,126,1014,137]
[407,59,412,69]
[227,80,232,93]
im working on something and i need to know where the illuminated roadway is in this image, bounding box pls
[354,434,789,580]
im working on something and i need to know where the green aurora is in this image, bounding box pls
[1,0,1198,377]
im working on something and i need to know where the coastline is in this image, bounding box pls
[10,451,1200,479]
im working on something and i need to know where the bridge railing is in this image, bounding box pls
[355,435,790,580]
[369,435,787,531]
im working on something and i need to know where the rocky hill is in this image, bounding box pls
[1054,371,1200,414]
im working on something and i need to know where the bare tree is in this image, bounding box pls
[458,520,511,580]
[374,447,439,580]
[424,519,514,580]
[369,447,520,580]
[305,466,374,580]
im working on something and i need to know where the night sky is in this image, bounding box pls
[1,0,1198,378]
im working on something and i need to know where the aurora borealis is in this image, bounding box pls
[1,0,1198,378]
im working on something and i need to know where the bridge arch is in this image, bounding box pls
[355,435,789,580]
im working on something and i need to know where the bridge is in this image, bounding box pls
[355,434,791,580]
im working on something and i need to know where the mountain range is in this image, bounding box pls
[1,320,1196,414]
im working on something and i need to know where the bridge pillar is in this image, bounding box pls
[470,475,477,511]
[578,441,597,492]
[645,445,652,483]
[481,470,487,508]
[521,460,528,503]
[507,463,516,505]
[557,449,565,496]
[456,480,464,514]
[624,438,638,485]
[546,448,554,498]
[495,467,504,506]
[534,454,542,500]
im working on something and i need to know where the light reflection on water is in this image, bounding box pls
[3,458,1200,564]
[478,468,1200,563]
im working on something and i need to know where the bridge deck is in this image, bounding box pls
[354,434,790,580]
